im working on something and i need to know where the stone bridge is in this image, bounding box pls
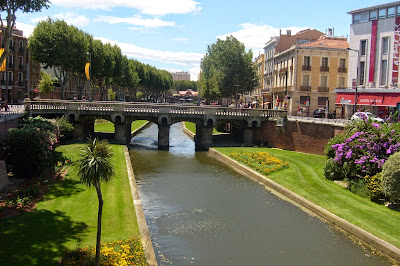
[24,99,287,150]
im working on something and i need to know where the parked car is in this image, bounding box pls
[351,112,384,123]
[313,108,334,119]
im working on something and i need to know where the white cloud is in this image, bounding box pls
[172,37,190,42]
[15,22,35,37]
[95,15,175,28]
[50,0,201,16]
[218,23,308,57]
[31,12,90,27]
[95,37,203,68]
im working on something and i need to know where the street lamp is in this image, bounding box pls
[234,84,240,108]
[348,48,359,114]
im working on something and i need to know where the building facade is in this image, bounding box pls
[340,1,400,119]
[0,27,40,103]
[171,71,190,81]
[271,33,348,116]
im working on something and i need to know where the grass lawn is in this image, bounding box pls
[184,121,220,135]
[215,147,400,249]
[0,144,139,265]
[95,120,147,133]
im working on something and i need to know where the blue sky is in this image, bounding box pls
[14,0,387,80]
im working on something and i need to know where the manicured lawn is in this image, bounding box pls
[95,120,147,133]
[184,121,220,135]
[216,147,400,249]
[0,144,140,265]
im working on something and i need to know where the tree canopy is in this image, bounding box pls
[0,0,50,66]
[200,36,257,101]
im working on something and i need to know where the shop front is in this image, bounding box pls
[335,91,400,119]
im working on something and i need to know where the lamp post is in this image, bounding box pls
[234,84,240,108]
[348,48,359,114]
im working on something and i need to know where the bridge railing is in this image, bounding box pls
[24,99,286,119]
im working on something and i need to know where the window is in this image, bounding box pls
[339,77,345,88]
[303,75,309,86]
[360,40,367,56]
[321,76,328,87]
[8,71,12,81]
[379,9,386,19]
[339,58,346,68]
[353,14,360,23]
[18,73,23,82]
[359,61,365,85]
[397,6,400,16]
[382,37,389,54]
[304,56,310,66]
[388,7,395,17]
[322,57,328,67]
[19,41,23,50]
[300,96,310,106]
[318,97,328,106]
[370,10,377,20]
[380,60,388,85]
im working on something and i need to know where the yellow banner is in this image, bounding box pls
[85,62,90,80]
[0,49,6,72]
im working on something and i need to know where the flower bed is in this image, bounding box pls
[61,238,147,265]
[229,152,289,175]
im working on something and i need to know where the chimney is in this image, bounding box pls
[287,30,291,36]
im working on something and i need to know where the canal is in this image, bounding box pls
[129,123,390,265]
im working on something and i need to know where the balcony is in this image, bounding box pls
[18,81,24,86]
[0,80,4,85]
[9,45,14,51]
[302,65,311,71]
[338,67,347,73]
[19,64,24,70]
[318,86,329,92]
[8,63,13,68]
[19,48,24,53]
[320,66,329,72]
[279,67,288,74]
[300,86,311,91]
[8,80,13,85]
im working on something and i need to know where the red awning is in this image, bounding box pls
[357,94,384,105]
[335,93,355,105]
[382,95,400,106]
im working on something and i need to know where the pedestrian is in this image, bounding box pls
[4,99,9,111]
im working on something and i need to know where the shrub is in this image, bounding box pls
[381,152,400,202]
[364,173,385,202]
[327,119,400,179]
[325,134,347,159]
[55,116,74,142]
[4,127,56,178]
[22,116,60,141]
[346,178,370,198]
[323,158,345,180]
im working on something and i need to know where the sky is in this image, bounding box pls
[13,0,388,81]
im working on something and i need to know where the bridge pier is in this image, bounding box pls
[115,123,132,144]
[73,121,94,142]
[158,124,170,150]
[243,127,254,146]
[195,124,213,151]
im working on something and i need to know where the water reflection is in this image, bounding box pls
[130,123,390,265]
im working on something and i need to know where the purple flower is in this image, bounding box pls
[372,123,380,129]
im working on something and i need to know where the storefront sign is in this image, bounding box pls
[392,17,400,84]
[369,20,378,83]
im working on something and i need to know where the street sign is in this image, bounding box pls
[34,88,38,93]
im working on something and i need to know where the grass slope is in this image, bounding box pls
[216,147,400,249]
[95,120,147,133]
[0,144,139,265]
[184,121,220,135]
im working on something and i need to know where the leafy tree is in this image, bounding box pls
[381,152,400,202]
[75,138,115,266]
[38,71,54,94]
[29,18,89,99]
[107,88,116,101]
[173,80,199,92]
[201,36,257,101]
[0,0,49,66]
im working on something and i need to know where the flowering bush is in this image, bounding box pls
[61,238,147,265]
[325,119,400,180]
[4,117,62,178]
[230,152,289,175]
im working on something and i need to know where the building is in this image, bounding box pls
[171,71,190,81]
[273,35,349,115]
[263,29,324,110]
[0,27,40,103]
[339,1,400,119]
[251,53,265,107]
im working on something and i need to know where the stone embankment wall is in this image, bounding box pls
[254,120,345,155]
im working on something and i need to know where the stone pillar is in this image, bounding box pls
[158,124,170,150]
[195,124,213,151]
[243,127,254,146]
[115,123,132,144]
[72,120,94,142]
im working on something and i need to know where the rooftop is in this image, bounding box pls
[348,1,400,14]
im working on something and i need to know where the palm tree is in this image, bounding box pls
[76,138,115,266]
